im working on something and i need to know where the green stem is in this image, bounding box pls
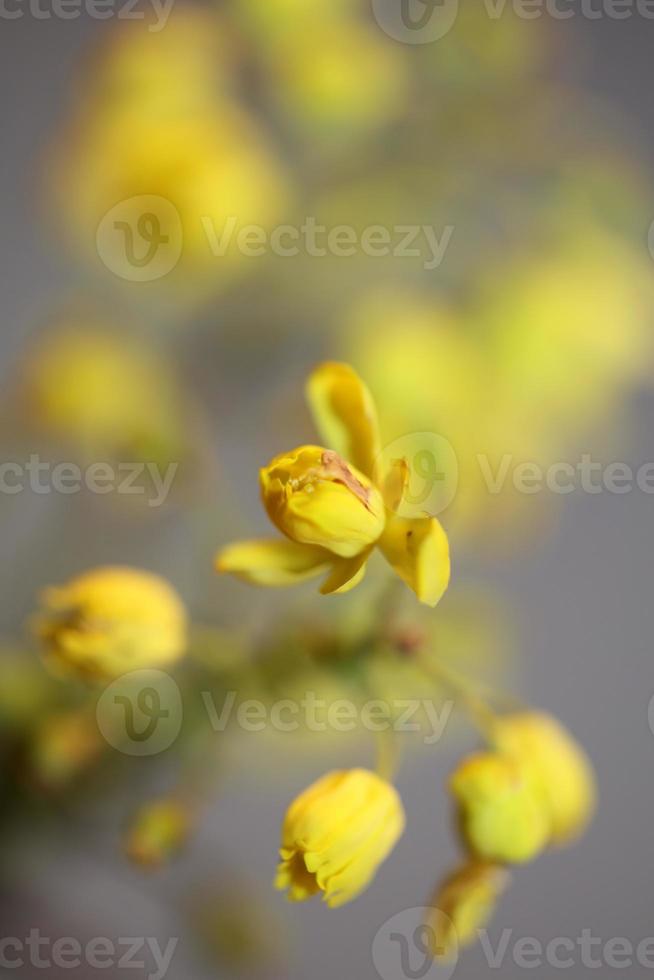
[375,726,401,782]
[416,652,500,745]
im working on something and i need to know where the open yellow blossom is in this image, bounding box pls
[450,751,550,864]
[36,567,187,682]
[275,769,405,908]
[427,862,509,959]
[495,711,596,845]
[217,363,451,606]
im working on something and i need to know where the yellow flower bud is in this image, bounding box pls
[427,862,509,959]
[450,751,550,864]
[36,566,187,682]
[260,446,385,558]
[125,799,192,869]
[495,711,596,845]
[275,769,405,908]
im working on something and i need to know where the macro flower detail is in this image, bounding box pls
[450,751,550,864]
[261,446,386,558]
[274,768,405,908]
[449,711,596,866]
[35,566,188,682]
[494,711,596,845]
[217,362,451,605]
[427,861,509,959]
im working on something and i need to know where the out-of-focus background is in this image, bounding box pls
[1,2,653,978]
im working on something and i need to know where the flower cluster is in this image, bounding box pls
[27,363,596,959]
[428,710,596,956]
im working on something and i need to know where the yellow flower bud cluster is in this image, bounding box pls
[429,711,596,958]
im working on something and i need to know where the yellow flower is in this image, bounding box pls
[450,751,550,864]
[36,567,187,682]
[261,446,385,558]
[275,769,405,908]
[217,362,451,606]
[47,14,289,289]
[495,711,596,846]
[125,799,192,869]
[269,21,407,137]
[238,0,407,138]
[24,322,186,463]
[427,862,509,959]
[27,709,105,791]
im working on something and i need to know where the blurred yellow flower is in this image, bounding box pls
[217,362,451,606]
[27,709,105,791]
[275,768,404,908]
[125,798,192,869]
[270,21,407,136]
[48,11,289,288]
[344,231,654,541]
[24,322,186,464]
[427,861,509,959]
[36,566,187,682]
[450,751,550,864]
[87,8,233,112]
[495,711,596,846]
[238,0,407,138]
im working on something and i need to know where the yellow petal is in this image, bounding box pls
[306,362,381,477]
[215,539,329,586]
[320,550,371,595]
[379,515,451,607]
[261,445,385,558]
